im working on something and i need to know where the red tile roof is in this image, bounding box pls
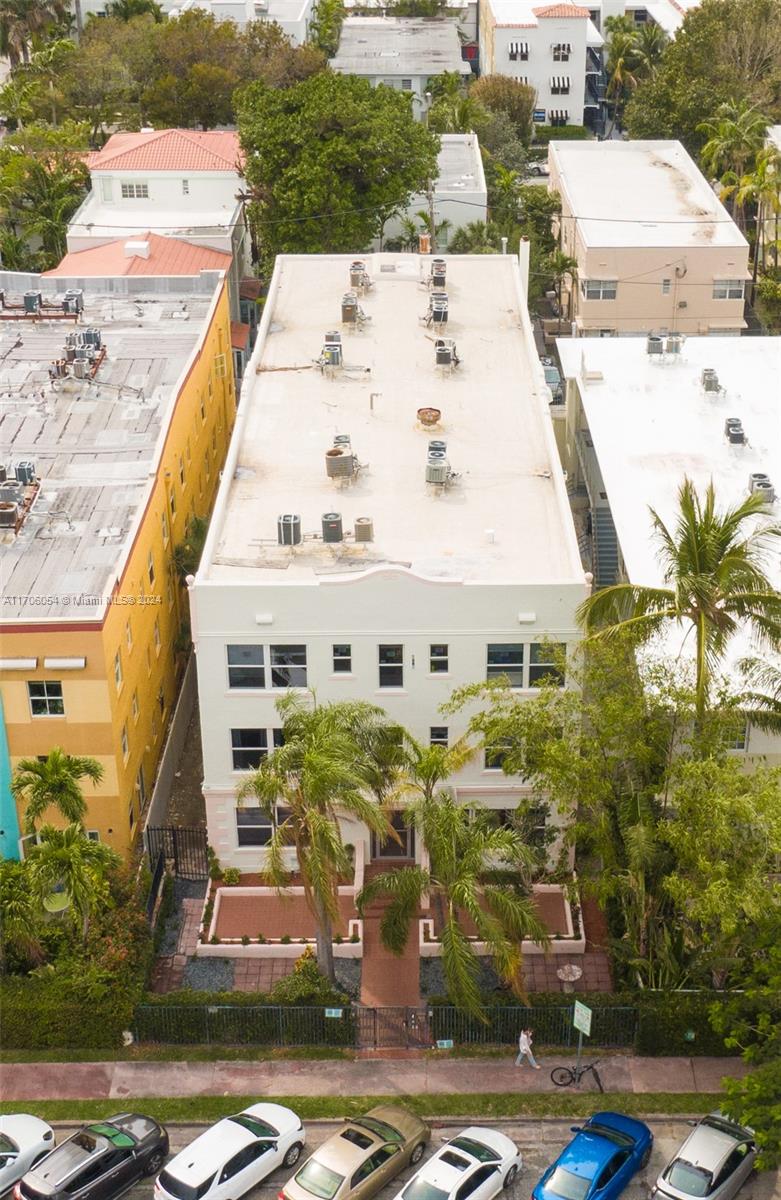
[85,129,242,173]
[533,3,590,16]
[44,233,232,278]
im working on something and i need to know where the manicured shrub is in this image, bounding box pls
[222,868,242,886]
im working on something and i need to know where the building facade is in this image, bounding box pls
[67,130,249,322]
[479,1,603,129]
[556,333,781,766]
[190,251,588,871]
[548,139,750,336]
[0,271,236,859]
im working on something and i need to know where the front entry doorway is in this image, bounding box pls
[371,810,415,860]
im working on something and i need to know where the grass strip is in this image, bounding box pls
[0,1047,352,1064]
[0,1094,722,1123]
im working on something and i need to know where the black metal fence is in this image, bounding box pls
[133,1003,637,1049]
[144,850,167,926]
[146,825,209,879]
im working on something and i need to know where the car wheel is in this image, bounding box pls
[144,1151,166,1177]
[503,1166,518,1190]
[640,1144,652,1169]
[410,1143,426,1166]
[283,1144,303,1169]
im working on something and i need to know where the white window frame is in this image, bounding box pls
[429,643,449,674]
[227,645,265,689]
[712,279,745,300]
[529,642,566,687]
[486,644,524,688]
[270,644,307,688]
[378,644,404,689]
[114,651,123,689]
[120,181,149,199]
[231,728,268,770]
[332,643,352,673]
[430,726,449,747]
[182,179,190,195]
[661,278,671,295]
[121,722,129,759]
[28,680,64,717]
[132,690,139,722]
[552,42,571,60]
[236,805,273,846]
[581,279,618,301]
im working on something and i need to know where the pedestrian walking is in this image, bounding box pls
[515,1027,541,1069]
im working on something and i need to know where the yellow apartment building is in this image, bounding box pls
[0,267,237,860]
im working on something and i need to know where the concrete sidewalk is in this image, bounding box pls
[1,1055,747,1101]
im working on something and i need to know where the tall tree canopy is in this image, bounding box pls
[624,0,781,155]
[237,73,439,262]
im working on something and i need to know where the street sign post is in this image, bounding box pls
[572,1001,592,1081]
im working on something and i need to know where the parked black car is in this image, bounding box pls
[15,1115,168,1200]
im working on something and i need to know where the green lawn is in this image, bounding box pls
[0,1094,722,1123]
[0,1046,351,1064]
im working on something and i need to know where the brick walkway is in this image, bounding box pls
[233,958,296,991]
[149,899,204,993]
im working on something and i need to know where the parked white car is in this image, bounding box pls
[0,1116,55,1197]
[651,1113,756,1200]
[392,1128,522,1200]
[154,1104,305,1200]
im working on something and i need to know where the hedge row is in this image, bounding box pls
[532,125,592,144]
[0,979,136,1049]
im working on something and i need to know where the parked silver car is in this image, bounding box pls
[651,1113,756,1200]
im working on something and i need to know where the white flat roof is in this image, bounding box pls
[549,140,748,249]
[68,194,242,240]
[769,126,781,153]
[0,275,220,625]
[436,134,486,195]
[557,335,781,663]
[202,253,582,586]
[330,17,471,76]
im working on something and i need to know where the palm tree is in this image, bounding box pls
[236,695,395,981]
[547,249,578,329]
[26,823,120,941]
[394,731,476,810]
[104,0,163,18]
[357,794,548,1018]
[722,146,781,274]
[13,747,104,835]
[0,0,69,66]
[0,858,44,968]
[738,656,781,734]
[698,100,769,186]
[172,514,208,582]
[578,478,781,720]
[604,30,639,136]
[633,21,668,78]
[448,220,502,254]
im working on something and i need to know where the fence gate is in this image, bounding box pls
[355,1006,431,1049]
[146,826,209,879]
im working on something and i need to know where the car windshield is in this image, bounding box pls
[402,1181,450,1200]
[0,1135,17,1154]
[586,1125,634,1149]
[158,1169,217,1200]
[229,1116,278,1139]
[664,1161,713,1197]
[702,1117,746,1140]
[353,1119,403,1143]
[546,1167,590,1200]
[295,1160,345,1200]
[449,1139,500,1164]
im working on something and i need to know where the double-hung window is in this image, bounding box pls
[120,182,149,199]
[581,279,617,300]
[430,726,449,747]
[429,643,448,673]
[231,728,268,770]
[227,645,265,688]
[236,807,273,846]
[713,278,745,300]
[28,681,64,716]
[333,644,352,673]
[270,645,307,688]
[529,642,566,686]
[484,739,511,770]
[379,644,403,688]
[486,644,524,687]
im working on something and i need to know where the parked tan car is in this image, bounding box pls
[279,1107,430,1200]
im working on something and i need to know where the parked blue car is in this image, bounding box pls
[533,1112,653,1200]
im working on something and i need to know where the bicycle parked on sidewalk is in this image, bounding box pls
[550,1059,605,1092]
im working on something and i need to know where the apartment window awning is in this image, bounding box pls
[508,41,529,57]
[552,41,572,52]
[550,109,570,122]
[551,76,571,89]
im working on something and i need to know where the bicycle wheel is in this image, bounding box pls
[551,1067,575,1087]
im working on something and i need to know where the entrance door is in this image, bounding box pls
[372,811,415,859]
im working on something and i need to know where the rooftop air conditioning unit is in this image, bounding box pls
[63,289,84,314]
[23,291,42,314]
[354,517,374,543]
[322,512,343,543]
[724,418,745,444]
[15,461,35,485]
[702,368,720,392]
[277,513,302,546]
[646,335,663,355]
[0,501,18,528]
[665,334,683,354]
[341,293,358,323]
[325,448,355,478]
[748,473,775,503]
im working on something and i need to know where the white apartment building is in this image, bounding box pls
[190,252,588,869]
[330,18,471,114]
[587,0,700,34]
[548,139,750,336]
[382,134,488,249]
[557,333,781,766]
[76,0,315,36]
[67,130,249,321]
[479,1,604,130]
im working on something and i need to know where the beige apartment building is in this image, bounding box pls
[548,140,749,336]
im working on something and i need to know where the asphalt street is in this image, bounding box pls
[49,1118,781,1200]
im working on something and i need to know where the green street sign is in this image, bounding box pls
[573,1000,592,1037]
[324,1008,343,1019]
[436,1039,454,1049]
